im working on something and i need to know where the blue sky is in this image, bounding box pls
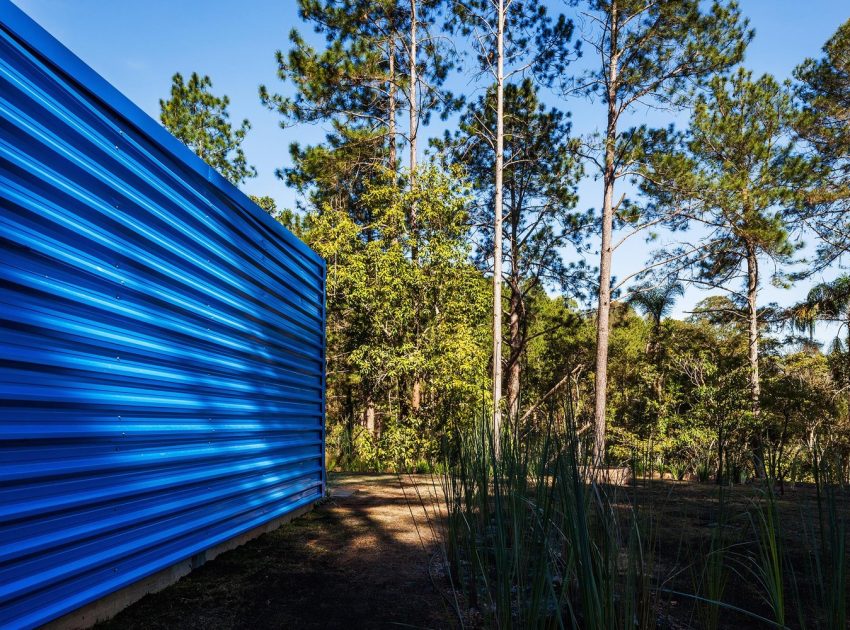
[11,0,850,344]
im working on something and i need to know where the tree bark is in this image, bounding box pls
[364,396,376,437]
[492,0,506,457]
[746,241,764,476]
[507,285,522,421]
[592,3,619,466]
[746,244,760,419]
[409,0,422,414]
[388,34,397,172]
[408,0,417,180]
[506,172,522,421]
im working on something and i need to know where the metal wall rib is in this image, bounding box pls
[0,3,326,628]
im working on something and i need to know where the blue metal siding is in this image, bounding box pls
[0,3,326,628]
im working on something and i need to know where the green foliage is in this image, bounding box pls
[794,19,850,267]
[308,163,490,470]
[439,414,655,629]
[570,0,752,104]
[437,78,587,289]
[210,0,850,490]
[436,77,588,417]
[160,72,256,185]
[641,69,816,474]
[260,0,459,215]
[645,69,810,288]
[260,3,392,214]
[790,274,850,344]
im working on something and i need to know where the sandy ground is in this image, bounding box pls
[99,473,454,630]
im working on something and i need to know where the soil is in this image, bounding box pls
[99,473,454,630]
[98,475,847,630]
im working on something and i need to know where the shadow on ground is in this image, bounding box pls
[99,474,453,630]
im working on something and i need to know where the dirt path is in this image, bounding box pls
[100,474,454,630]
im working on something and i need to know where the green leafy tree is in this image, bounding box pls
[667,311,751,482]
[523,292,592,430]
[437,78,587,421]
[627,280,683,438]
[558,0,751,462]
[762,350,837,487]
[794,19,850,267]
[260,0,458,217]
[644,69,814,472]
[262,1,462,419]
[160,72,256,185]
[448,0,576,452]
[308,163,489,467]
[628,280,684,359]
[790,275,850,352]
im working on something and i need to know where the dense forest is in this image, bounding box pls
[158,1,850,487]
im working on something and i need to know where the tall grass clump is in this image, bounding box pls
[803,446,848,629]
[740,446,848,630]
[744,484,787,627]
[431,402,848,628]
[692,485,729,630]
[439,407,656,628]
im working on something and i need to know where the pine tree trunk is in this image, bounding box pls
[409,0,422,414]
[408,0,417,179]
[388,35,397,172]
[593,175,614,465]
[746,245,760,417]
[364,396,376,437]
[592,4,619,466]
[507,285,522,421]
[506,189,522,422]
[746,242,764,475]
[492,0,506,457]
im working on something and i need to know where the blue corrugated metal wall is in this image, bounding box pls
[0,3,326,628]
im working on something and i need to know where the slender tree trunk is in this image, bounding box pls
[507,285,522,421]
[492,0,506,457]
[746,242,764,475]
[746,245,760,417]
[409,0,422,414]
[506,189,522,422]
[345,381,355,468]
[408,0,418,180]
[364,396,376,437]
[717,414,724,485]
[593,6,619,466]
[388,35,397,172]
[845,314,850,353]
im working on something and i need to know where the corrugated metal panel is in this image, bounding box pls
[0,2,326,628]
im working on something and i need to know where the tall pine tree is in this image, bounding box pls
[260,0,458,218]
[261,0,460,433]
[794,19,850,268]
[437,78,588,422]
[449,0,576,452]
[160,72,256,186]
[643,69,814,472]
[558,0,751,462]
